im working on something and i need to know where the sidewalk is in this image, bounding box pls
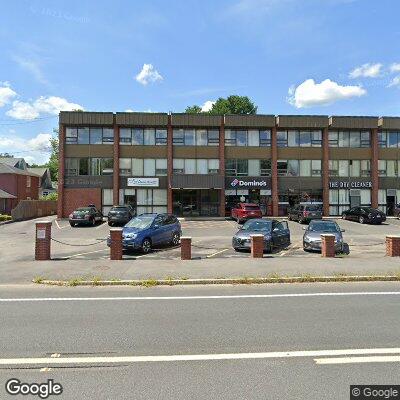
[3,256,400,285]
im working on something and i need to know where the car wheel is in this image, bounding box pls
[288,215,292,221]
[171,232,180,246]
[141,238,152,254]
[359,216,365,224]
[299,218,304,224]
[108,221,113,227]
[69,222,75,227]
[264,243,272,253]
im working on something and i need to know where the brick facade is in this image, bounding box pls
[63,188,102,217]
[386,236,400,257]
[110,228,123,260]
[35,221,52,261]
[180,237,192,260]
[321,234,335,257]
[250,234,264,258]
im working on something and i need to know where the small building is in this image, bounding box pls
[0,163,40,214]
[27,167,55,197]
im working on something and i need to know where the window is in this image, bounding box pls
[136,189,167,214]
[277,160,288,176]
[119,158,131,176]
[360,131,370,147]
[248,130,259,146]
[329,131,370,147]
[197,159,208,174]
[79,158,89,175]
[378,160,397,177]
[184,130,195,146]
[155,129,167,145]
[208,159,219,174]
[225,159,248,176]
[144,129,156,145]
[329,131,338,147]
[259,130,271,146]
[224,130,248,146]
[248,160,260,176]
[173,129,218,146]
[173,129,184,145]
[236,131,247,146]
[260,160,271,176]
[299,131,311,147]
[120,129,132,145]
[339,131,349,147]
[329,160,339,176]
[143,159,156,176]
[338,160,349,177]
[66,128,78,144]
[378,131,387,147]
[311,160,322,176]
[350,160,360,177]
[91,158,113,175]
[287,160,299,176]
[133,129,144,145]
[224,130,236,146]
[65,127,113,144]
[288,131,299,147]
[184,159,196,174]
[196,130,208,146]
[78,128,89,144]
[388,131,399,148]
[208,130,219,146]
[277,131,288,147]
[65,158,89,176]
[132,158,143,175]
[155,159,167,175]
[311,131,322,147]
[26,176,31,188]
[299,160,311,176]
[173,159,184,174]
[361,160,370,177]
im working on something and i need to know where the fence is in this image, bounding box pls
[11,200,57,221]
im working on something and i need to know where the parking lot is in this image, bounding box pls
[1,215,400,263]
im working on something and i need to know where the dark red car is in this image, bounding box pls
[231,203,262,224]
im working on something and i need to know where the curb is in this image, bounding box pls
[34,275,400,287]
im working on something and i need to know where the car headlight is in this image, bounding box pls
[304,237,311,243]
[124,233,137,239]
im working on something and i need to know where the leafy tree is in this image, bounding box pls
[184,95,257,115]
[185,105,202,114]
[46,130,59,181]
[0,152,14,158]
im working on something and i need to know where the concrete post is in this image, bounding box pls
[321,234,335,258]
[110,228,123,260]
[35,221,52,261]
[251,234,264,258]
[386,235,400,257]
[181,237,192,260]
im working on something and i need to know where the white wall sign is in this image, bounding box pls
[36,229,46,239]
[127,177,159,187]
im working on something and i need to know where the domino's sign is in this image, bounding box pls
[227,177,269,188]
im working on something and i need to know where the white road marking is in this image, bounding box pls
[54,220,69,230]
[1,292,400,302]
[67,248,108,259]
[315,355,400,365]
[1,348,400,366]
[95,222,106,229]
[206,248,229,258]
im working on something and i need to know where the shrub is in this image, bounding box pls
[40,192,58,201]
[0,214,12,222]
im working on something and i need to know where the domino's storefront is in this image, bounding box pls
[225,177,272,216]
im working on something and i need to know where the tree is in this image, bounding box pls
[0,152,14,158]
[184,95,257,115]
[185,105,202,114]
[46,131,59,182]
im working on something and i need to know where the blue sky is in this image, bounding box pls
[0,0,399,164]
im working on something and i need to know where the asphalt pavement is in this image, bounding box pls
[1,282,399,399]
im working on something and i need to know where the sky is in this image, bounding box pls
[0,0,400,164]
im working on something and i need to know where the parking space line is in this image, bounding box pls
[206,248,229,258]
[67,248,108,258]
[55,220,69,230]
[280,240,303,257]
[95,222,107,229]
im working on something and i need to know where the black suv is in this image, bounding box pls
[288,204,323,224]
[107,205,135,226]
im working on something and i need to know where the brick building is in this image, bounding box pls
[57,111,400,218]
[0,163,40,214]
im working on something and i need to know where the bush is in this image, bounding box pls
[40,192,58,201]
[0,214,12,222]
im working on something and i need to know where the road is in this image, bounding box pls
[1,282,400,399]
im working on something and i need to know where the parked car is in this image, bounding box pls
[303,220,344,253]
[107,205,135,226]
[288,204,322,224]
[341,207,386,224]
[231,203,262,224]
[69,206,103,227]
[232,218,290,253]
[107,213,182,253]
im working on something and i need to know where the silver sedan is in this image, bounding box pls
[303,220,345,253]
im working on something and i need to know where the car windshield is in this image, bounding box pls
[125,216,154,230]
[241,220,272,232]
[308,222,339,233]
[361,207,375,212]
[243,205,260,210]
[75,208,91,214]
[111,207,128,211]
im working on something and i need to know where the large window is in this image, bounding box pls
[277,130,322,147]
[173,159,219,174]
[329,160,370,177]
[119,128,167,145]
[136,189,168,215]
[277,160,321,176]
[378,131,400,148]
[173,129,219,146]
[66,127,114,144]
[224,129,271,147]
[119,158,168,176]
[329,131,370,147]
[65,158,112,176]
[225,159,248,176]
[378,160,398,177]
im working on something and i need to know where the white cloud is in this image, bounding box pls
[0,82,17,107]
[135,64,163,85]
[288,78,366,108]
[201,100,215,112]
[349,63,382,78]
[0,132,52,164]
[388,76,400,88]
[6,96,84,120]
[13,55,49,85]
[125,109,134,112]
[390,63,400,73]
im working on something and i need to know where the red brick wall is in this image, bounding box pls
[0,174,17,195]
[17,175,39,200]
[63,188,102,217]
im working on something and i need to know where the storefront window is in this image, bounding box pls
[136,189,167,214]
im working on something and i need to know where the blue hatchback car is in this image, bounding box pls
[107,213,182,253]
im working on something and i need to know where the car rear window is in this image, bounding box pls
[305,205,321,211]
[75,208,91,214]
[243,205,260,210]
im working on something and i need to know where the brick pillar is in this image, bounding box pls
[35,221,52,260]
[110,228,123,260]
[386,235,400,257]
[271,126,279,217]
[251,234,264,258]
[181,237,192,260]
[219,116,226,217]
[321,234,335,257]
[167,114,173,214]
[322,127,330,217]
[113,121,120,206]
[57,123,65,218]
[371,128,379,209]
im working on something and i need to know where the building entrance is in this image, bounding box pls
[172,190,219,217]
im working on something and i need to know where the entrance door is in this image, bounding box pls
[387,195,396,216]
[124,195,137,215]
[350,195,361,208]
